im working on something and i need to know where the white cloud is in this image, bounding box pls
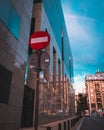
[66,15,96,22]
[73,73,86,94]
[64,14,95,44]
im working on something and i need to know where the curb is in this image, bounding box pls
[76,117,84,130]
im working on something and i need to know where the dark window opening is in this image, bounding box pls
[0,64,12,104]
[97,98,102,102]
[45,28,48,32]
[28,46,33,56]
[91,103,96,108]
[97,103,102,109]
[21,85,34,128]
[33,0,42,3]
[28,18,36,56]
[30,18,35,35]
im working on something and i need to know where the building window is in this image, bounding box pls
[0,0,20,38]
[97,103,102,109]
[91,103,96,108]
[96,93,101,97]
[95,84,99,91]
[21,86,34,128]
[0,64,12,104]
[97,98,102,102]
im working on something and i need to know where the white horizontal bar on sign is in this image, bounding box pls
[45,59,49,62]
[31,37,48,44]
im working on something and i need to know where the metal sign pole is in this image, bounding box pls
[34,51,41,130]
[29,31,50,130]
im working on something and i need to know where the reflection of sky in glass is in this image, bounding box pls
[43,0,73,80]
[0,0,20,38]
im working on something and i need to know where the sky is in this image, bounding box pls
[61,0,104,94]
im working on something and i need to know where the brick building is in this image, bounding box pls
[85,72,104,114]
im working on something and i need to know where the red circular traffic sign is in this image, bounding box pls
[29,31,50,50]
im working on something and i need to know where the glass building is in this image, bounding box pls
[26,0,75,128]
[42,0,74,80]
[0,0,33,129]
[0,0,74,129]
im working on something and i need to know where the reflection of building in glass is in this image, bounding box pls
[85,72,104,115]
[39,75,73,115]
[27,0,75,125]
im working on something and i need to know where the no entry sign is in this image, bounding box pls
[29,31,50,50]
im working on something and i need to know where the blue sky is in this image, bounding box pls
[61,0,104,94]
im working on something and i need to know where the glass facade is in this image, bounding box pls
[0,0,33,129]
[42,0,73,81]
[0,0,20,38]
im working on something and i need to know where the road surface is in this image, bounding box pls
[80,116,104,130]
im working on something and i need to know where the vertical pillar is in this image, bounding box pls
[34,51,41,130]
[61,30,64,110]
